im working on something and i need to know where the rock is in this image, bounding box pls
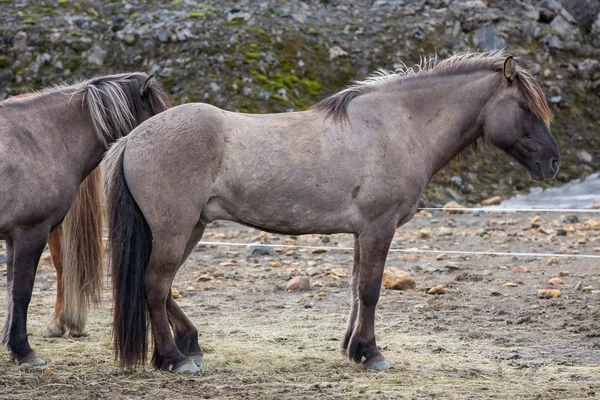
[13,31,28,50]
[547,257,560,265]
[197,275,212,282]
[435,253,449,261]
[561,215,579,224]
[269,261,282,268]
[382,267,416,290]
[548,277,564,285]
[212,270,225,279]
[249,245,271,256]
[226,11,251,23]
[443,200,468,214]
[574,281,583,291]
[39,253,52,265]
[537,289,561,298]
[287,276,310,291]
[210,82,221,92]
[558,0,597,30]
[0,253,5,263]
[501,282,518,288]
[576,150,592,164]
[481,196,502,206]
[318,291,326,297]
[172,289,180,299]
[473,25,506,51]
[531,215,541,228]
[582,286,594,292]
[438,227,454,236]
[428,285,445,295]
[558,271,569,277]
[42,368,54,377]
[311,248,328,254]
[592,13,600,47]
[329,46,348,60]
[556,228,567,236]
[512,265,528,273]
[87,46,107,66]
[419,229,431,239]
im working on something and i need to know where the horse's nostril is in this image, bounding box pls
[552,159,559,171]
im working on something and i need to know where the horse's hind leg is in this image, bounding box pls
[168,224,206,367]
[2,226,50,367]
[146,234,199,373]
[43,228,67,338]
[342,235,360,351]
[346,224,395,371]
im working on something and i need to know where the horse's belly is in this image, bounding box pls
[201,195,355,235]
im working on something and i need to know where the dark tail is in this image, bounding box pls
[105,138,153,369]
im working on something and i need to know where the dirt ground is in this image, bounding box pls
[0,210,599,399]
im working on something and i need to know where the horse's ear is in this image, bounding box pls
[140,75,154,97]
[503,56,516,82]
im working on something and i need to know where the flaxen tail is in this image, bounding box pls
[104,138,153,369]
[60,166,104,333]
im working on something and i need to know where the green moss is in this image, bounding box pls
[69,31,83,37]
[258,28,266,35]
[293,98,309,109]
[21,19,36,25]
[245,50,261,61]
[188,12,206,18]
[270,94,285,102]
[172,0,183,4]
[130,11,141,18]
[0,56,9,68]
[240,101,259,114]
[300,78,321,96]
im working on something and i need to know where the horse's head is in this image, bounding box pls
[483,56,559,182]
[125,73,171,124]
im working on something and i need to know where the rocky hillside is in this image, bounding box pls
[2,0,600,205]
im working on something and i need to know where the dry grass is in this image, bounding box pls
[1,216,600,399]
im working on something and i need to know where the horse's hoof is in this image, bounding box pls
[42,328,64,338]
[191,355,204,368]
[172,359,200,374]
[365,360,390,371]
[68,330,89,338]
[17,356,46,368]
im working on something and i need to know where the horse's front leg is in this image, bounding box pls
[342,234,360,351]
[44,228,67,338]
[346,224,395,370]
[2,226,50,366]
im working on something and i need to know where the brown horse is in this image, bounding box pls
[0,73,170,367]
[105,52,559,373]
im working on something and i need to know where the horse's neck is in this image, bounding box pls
[41,92,107,183]
[388,72,500,178]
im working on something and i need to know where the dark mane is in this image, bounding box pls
[313,51,552,127]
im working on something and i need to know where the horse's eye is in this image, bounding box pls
[520,104,531,113]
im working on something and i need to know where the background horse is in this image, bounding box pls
[6,94,102,339]
[105,51,559,373]
[0,73,170,367]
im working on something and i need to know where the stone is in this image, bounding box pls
[561,215,579,224]
[592,13,600,47]
[13,31,28,50]
[550,15,580,41]
[512,265,528,273]
[558,271,569,277]
[501,282,518,288]
[287,276,310,291]
[87,46,107,66]
[42,368,54,377]
[574,281,583,291]
[576,150,592,164]
[481,196,502,206]
[473,24,506,51]
[419,229,431,239]
[269,261,281,268]
[559,0,597,30]
[210,82,221,92]
[0,253,5,264]
[213,270,225,278]
[439,227,454,236]
[547,257,560,265]
[537,289,561,298]
[443,200,467,214]
[428,285,445,295]
[172,289,180,299]
[549,277,564,285]
[435,253,449,261]
[249,245,271,256]
[311,248,328,254]
[329,46,348,60]
[38,253,52,265]
[382,267,416,290]
[556,228,567,236]
[197,275,212,282]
